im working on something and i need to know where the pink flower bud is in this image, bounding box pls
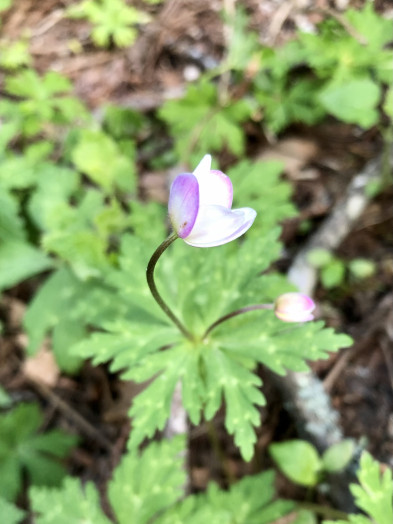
[274,293,315,323]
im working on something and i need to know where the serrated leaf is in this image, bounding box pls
[126,345,189,449]
[270,440,322,487]
[109,437,186,524]
[323,452,393,524]
[351,452,393,524]
[30,478,111,524]
[203,346,264,461]
[345,2,393,49]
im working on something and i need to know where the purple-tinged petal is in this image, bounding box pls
[184,205,257,247]
[274,293,315,323]
[168,174,199,238]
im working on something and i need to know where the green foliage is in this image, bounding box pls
[30,478,112,524]
[0,0,12,12]
[0,39,31,69]
[320,259,346,289]
[71,229,352,460]
[0,403,77,501]
[0,498,25,524]
[1,69,88,139]
[318,79,380,128]
[156,471,295,524]
[271,439,356,487]
[222,6,260,73]
[322,440,355,474]
[0,241,53,291]
[227,159,296,235]
[270,440,322,487]
[324,451,393,524]
[31,437,185,524]
[308,249,375,290]
[159,79,253,164]
[348,258,376,280]
[108,437,186,524]
[253,2,393,132]
[71,129,136,194]
[67,0,150,47]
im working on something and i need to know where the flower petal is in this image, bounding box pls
[184,205,257,247]
[168,173,199,238]
[193,154,212,178]
[193,154,233,209]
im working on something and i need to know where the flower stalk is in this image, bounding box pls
[146,233,193,340]
[202,304,273,339]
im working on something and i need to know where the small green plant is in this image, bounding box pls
[0,69,88,140]
[324,451,393,524]
[307,248,376,290]
[159,79,253,165]
[0,38,31,69]
[0,403,77,501]
[67,0,150,48]
[270,439,355,488]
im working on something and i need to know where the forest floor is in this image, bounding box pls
[1,0,393,512]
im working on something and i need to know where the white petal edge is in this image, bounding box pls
[193,154,212,178]
[193,155,233,209]
[184,205,257,248]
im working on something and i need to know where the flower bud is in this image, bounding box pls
[274,293,315,323]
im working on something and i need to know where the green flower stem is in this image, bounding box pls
[203,304,273,340]
[146,233,193,340]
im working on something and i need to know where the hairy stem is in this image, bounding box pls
[146,233,193,340]
[203,303,273,339]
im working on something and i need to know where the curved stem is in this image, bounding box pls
[147,233,193,340]
[203,303,273,339]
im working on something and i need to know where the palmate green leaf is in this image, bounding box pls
[345,2,393,49]
[67,0,150,48]
[0,498,25,524]
[214,316,352,376]
[30,478,111,524]
[157,471,295,524]
[109,437,185,524]
[0,403,77,501]
[158,79,252,163]
[31,438,185,524]
[323,452,393,524]
[69,228,350,460]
